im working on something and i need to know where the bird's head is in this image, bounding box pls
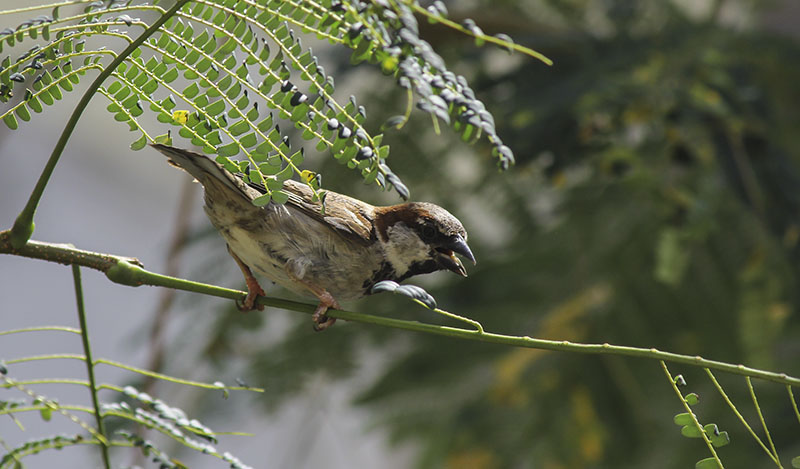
[373,202,476,281]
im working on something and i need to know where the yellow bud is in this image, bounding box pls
[301,170,316,184]
[172,110,189,124]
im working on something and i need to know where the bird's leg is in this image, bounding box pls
[284,266,340,331]
[227,245,265,311]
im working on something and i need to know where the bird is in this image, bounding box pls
[151,144,475,331]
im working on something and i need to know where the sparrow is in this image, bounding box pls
[151,144,475,330]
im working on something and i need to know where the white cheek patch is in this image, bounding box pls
[382,223,431,276]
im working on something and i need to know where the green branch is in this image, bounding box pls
[789,386,800,426]
[72,265,110,469]
[2,229,799,388]
[746,377,782,466]
[8,0,191,248]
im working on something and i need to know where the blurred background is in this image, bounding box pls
[2,0,800,468]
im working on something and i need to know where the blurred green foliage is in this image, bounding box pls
[183,1,800,467]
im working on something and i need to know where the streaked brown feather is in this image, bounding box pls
[248,179,376,246]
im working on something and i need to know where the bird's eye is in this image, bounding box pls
[421,225,436,240]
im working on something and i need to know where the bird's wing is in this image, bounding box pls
[152,144,375,245]
[247,179,375,246]
[152,144,262,202]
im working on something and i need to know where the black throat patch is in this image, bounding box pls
[362,259,440,295]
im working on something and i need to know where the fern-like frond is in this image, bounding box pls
[0,326,257,469]
[0,433,122,468]
[1,0,548,203]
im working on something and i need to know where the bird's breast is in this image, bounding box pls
[218,206,386,302]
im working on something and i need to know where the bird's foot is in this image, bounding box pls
[284,264,340,331]
[237,275,266,312]
[312,291,340,332]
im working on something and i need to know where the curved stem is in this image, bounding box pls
[72,265,110,469]
[0,326,81,336]
[94,358,261,392]
[662,361,723,468]
[5,353,258,393]
[0,404,94,417]
[746,377,782,467]
[9,0,191,248]
[408,2,552,65]
[431,306,483,333]
[789,386,800,426]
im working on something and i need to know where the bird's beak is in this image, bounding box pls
[436,235,476,277]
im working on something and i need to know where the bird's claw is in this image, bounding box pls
[283,267,340,331]
[237,288,265,312]
[311,294,340,331]
[312,314,336,331]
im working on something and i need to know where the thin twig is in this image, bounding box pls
[72,265,111,468]
[408,2,553,65]
[788,386,800,426]
[746,377,783,467]
[661,361,723,468]
[0,326,81,336]
[5,354,259,392]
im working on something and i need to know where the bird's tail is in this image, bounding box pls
[150,144,252,201]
